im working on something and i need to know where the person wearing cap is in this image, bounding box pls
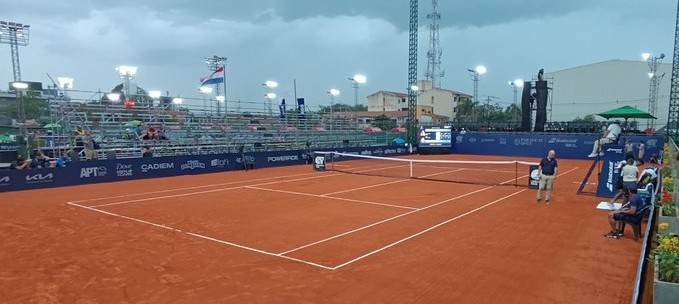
[10,154,30,170]
[588,120,622,157]
[83,131,98,160]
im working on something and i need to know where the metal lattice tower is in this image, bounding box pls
[407,0,419,145]
[205,55,227,116]
[424,0,444,88]
[668,1,679,140]
[0,21,30,81]
[646,54,665,130]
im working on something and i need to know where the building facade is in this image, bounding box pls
[544,59,672,129]
[366,80,471,124]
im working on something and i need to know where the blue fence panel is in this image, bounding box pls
[452,133,664,160]
[0,145,407,192]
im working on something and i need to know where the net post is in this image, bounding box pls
[409,160,413,178]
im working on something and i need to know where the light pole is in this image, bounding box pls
[148,90,161,109]
[0,21,30,81]
[263,80,278,116]
[328,89,340,130]
[11,81,28,155]
[642,52,665,130]
[349,74,367,110]
[467,65,486,104]
[57,77,73,98]
[199,86,213,113]
[509,79,524,123]
[116,65,137,101]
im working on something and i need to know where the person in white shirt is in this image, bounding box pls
[638,140,645,160]
[588,120,622,157]
[609,158,639,208]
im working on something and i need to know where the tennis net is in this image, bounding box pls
[315,151,538,187]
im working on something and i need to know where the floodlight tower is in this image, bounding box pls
[0,21,30,81]
[407,0,418,146]
[205,55,227,117]
[642,52,665,130]
[425,0,444,88]
[669,1,679,140]
[116,65,138,101]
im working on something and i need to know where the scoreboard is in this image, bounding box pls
[418,126,452,148]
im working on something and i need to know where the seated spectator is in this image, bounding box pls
[605,193,647,239]
[153,131,167,140]
[139,127,156,140]
[55,152,71,167]
[34,150,50,168]
[637,156,659,190]
[588,120,621,157]
[123,128,134,140]
[142,146,153,157]
[10,155,30,170]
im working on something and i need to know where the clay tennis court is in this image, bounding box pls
[0,154,643,303]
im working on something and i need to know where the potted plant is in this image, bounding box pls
[652,223,679,304]
[660,145,679,233]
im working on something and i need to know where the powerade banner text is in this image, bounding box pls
[0,146,406,192]
[418,126,452,148]
[453,133,663,160]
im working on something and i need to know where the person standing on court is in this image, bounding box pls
[588,120,622,157]
[638,140,645,161]
[537,150,558,204]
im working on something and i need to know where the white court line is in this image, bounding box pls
[415,164,516,174]
[330,189,527,270]
[90,173,344,208]
[244,186,417,211]
[67,202,334,270]
[322,168,464,196]
[70,171,319,203]
[281,167,580,256]
[278,185,494,255]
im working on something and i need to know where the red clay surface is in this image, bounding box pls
[0,154,643,303]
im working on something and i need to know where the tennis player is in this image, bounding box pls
[537,150,558,204]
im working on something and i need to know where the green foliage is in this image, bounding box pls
[319,103,367,113]
[372,114,397,130]
[652,227,679,283]
[571,114,598,123]
[0,95,49,120]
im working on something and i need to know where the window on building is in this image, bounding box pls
[431,96,434,105]
[453,106,457,113]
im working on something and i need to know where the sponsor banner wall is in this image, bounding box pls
[0,146,406,192]
[452,133,663,160]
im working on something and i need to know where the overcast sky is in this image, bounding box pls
[2,0,676,115]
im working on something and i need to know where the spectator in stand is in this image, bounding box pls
[83,131,98,160]
[73,125,85,152]
[153,130,167,140]
[123,128,134,140]
[588,120,621,157]
[10,155,30,170]
[139,127,155,140]
[142,146,153,157]
[55,152,71,167]
[33,150,50,168]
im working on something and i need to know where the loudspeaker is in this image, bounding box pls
[521,82,532,131]
[534,80,548,132]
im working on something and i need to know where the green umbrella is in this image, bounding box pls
[125,120,144,127]
[596,106,657,120]
[43,123,62,129]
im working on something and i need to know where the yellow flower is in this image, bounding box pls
[663,239,671,246]
[660,223,670,230]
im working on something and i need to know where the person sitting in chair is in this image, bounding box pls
[604,193,646,239]
[588,120,621,157]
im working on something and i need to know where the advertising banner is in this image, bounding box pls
[596,145,626,198]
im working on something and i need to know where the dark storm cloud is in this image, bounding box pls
[9,0,598,29]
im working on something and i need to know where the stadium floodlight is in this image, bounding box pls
[475,65,487,75]
[106,93,120,102]
[172,97,183,104]
[264,80,278,88]
[410,85,419,91]
[350,74,367,84]
[11,82,28,90]
[148,90,162,99]
[642,53,651,61]
[513,79,524,88]
[57,77,73,90]
[328,89,340,96]
[0,21,30,81]
[215,95,225,102]
[265,92,277,99]
[116,65,138,76]
[199,86,213,94]
[648,72,655,78]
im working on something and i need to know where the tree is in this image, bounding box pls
[0,94,49,121]
[571,114,597,123]
[372,114,396,130]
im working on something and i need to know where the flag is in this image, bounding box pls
[200,67,224,86]
[297,98,306,120]
[279,99,286,121]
